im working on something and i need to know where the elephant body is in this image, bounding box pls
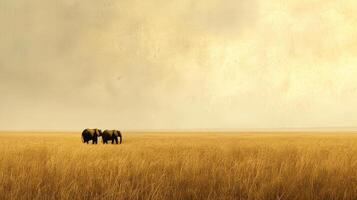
[102,130,122,144]
[82,129,102,144]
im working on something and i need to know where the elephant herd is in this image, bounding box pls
[82,128,122,144]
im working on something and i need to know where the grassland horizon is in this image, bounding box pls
[0,131,356,200]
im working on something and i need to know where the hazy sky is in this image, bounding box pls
[1,0,357,130]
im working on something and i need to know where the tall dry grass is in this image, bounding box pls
[0,132,356,200]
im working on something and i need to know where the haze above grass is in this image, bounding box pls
[2,0,357,130]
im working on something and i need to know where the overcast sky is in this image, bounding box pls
[1,0,357,131]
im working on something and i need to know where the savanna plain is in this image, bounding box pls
[0,132,356,200]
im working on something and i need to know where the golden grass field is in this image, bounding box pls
[0,132,356,200]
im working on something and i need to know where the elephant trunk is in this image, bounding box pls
[81,130,86,143]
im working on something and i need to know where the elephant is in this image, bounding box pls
[102,130,122,144]
[82,128,102,144]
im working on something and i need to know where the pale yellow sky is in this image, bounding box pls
[1,0,357,130]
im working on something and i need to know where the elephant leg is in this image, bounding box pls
[111,138,114,144]
[115,137,118,144]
